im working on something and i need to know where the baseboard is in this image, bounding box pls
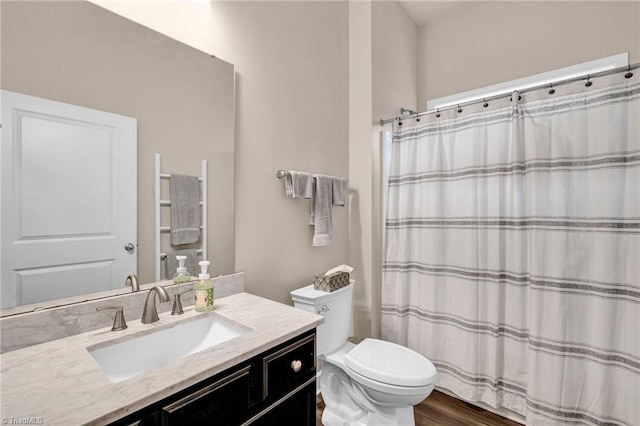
[435,386,526,425]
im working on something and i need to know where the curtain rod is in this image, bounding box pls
[379,62,640,126]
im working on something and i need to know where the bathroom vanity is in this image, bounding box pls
[0,292,323,425]
[111,329,317,425]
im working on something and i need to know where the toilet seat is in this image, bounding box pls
[344,363,433,397]
[343,338,437,388]
[324,339,437,398]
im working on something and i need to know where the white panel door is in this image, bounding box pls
[1,90,137,308]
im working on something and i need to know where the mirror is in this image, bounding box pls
[0,1,235,314]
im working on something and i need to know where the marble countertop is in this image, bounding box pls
[0,292,324,425]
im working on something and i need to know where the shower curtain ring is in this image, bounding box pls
[625,65,634,79]
[548,83,555,95]
[435,109,441,118]
[585,74,593,87]
[457,104,462,113]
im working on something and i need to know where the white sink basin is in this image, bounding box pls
[88,314,249,383]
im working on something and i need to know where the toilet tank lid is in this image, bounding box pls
[290,281,353,304]
[343,338,437,387]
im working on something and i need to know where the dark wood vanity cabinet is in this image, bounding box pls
[111,328,316,426]
[249,380,317,426]
[161,366,252,425]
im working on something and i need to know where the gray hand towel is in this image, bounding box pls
[170,174,201,245]
[332,177,348,206]
[312,174,333,246]
[283,171,316,225]
[308,176,316,225]
[284,171,313,199]
[165,249,199,278]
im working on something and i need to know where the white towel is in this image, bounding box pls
[312,174,333,246]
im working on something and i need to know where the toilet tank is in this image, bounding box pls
[291,281,353,357]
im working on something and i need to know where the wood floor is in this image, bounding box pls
[317,390,521,426]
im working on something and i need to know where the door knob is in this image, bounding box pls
[124,243,135,252]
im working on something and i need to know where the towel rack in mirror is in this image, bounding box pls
[154,153,208,281]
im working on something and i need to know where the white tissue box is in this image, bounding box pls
[312,272,350,292]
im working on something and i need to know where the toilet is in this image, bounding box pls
[291,281,437,426]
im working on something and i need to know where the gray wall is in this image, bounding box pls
[370,1,418,337]
[223,1,350,305]
[418,1,640,103]
[1,1,236,285]
[373,1,418,122]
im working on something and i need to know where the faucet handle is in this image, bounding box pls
[171,288,193,316]
[96,306,128,331]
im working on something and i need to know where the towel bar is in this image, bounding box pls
[276,169,348,182]
[160,173,203,181]
[159,249,203,260]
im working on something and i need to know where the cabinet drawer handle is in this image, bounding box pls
[291,360,302,372]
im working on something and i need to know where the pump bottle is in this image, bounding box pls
[194,260,214,312]
[172,255,191,284]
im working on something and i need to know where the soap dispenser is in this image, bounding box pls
[194,260,214,312]
[172,255,191,284]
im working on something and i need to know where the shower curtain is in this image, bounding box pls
[381,70,639,425]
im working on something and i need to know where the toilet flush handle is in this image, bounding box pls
[318,305,330,315]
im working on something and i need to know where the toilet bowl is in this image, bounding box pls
[291,282,437,425]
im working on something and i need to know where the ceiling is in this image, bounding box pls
[398,1,475,26]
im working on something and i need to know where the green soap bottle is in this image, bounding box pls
[194,260,214,312]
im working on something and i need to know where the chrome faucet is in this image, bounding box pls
[125,274,139,292]
[141,286,170,324]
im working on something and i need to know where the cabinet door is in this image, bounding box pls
[248,379,316,426]
[263,333,316,402]
[161,366,251,425]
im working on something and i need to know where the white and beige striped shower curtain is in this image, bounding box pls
[381,70,639,425]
